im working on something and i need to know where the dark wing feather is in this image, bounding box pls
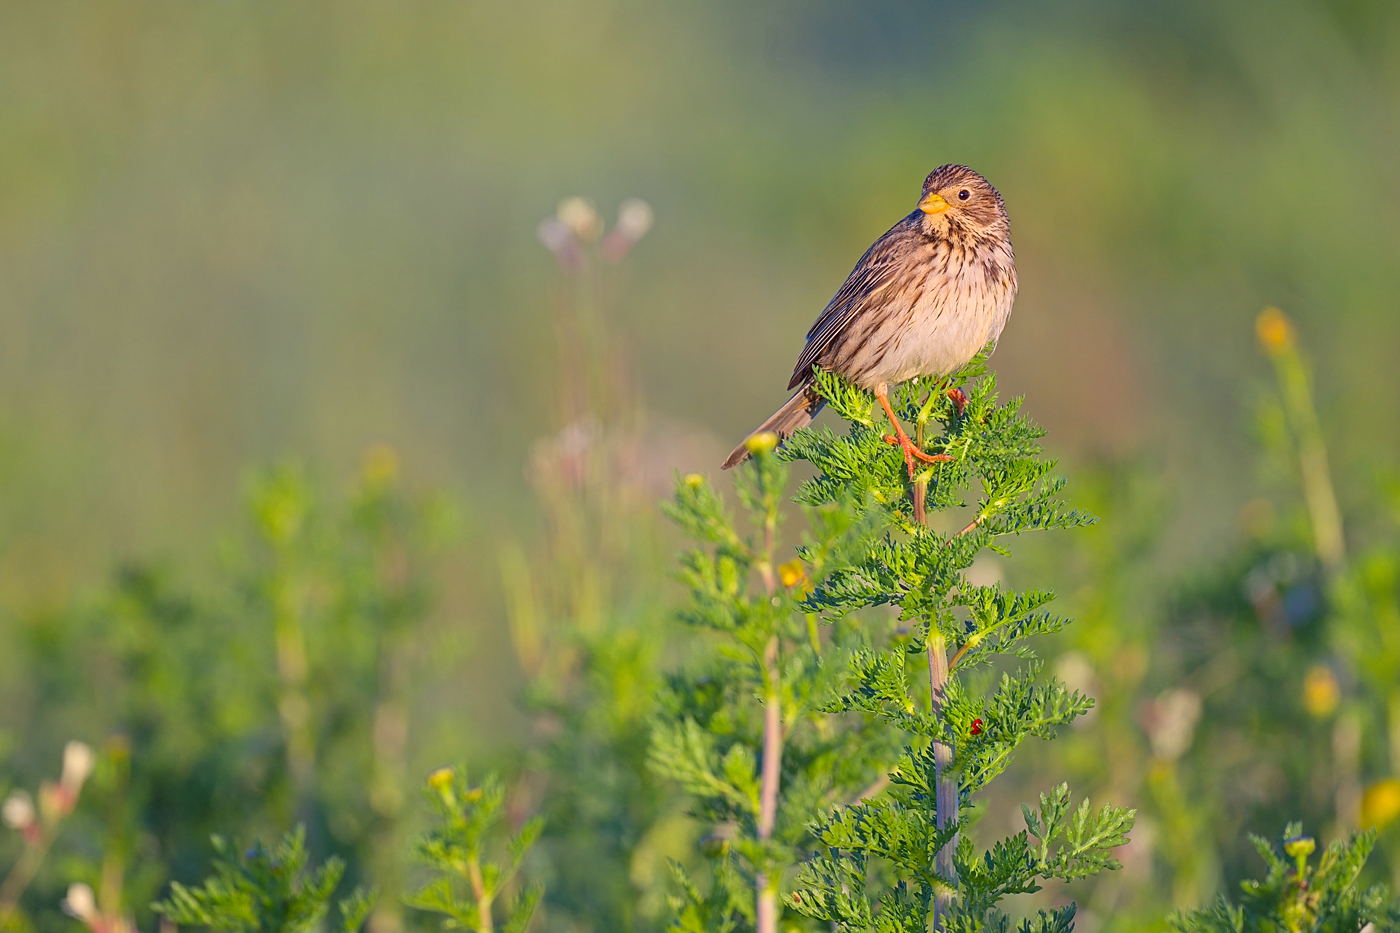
[788,217,921,390]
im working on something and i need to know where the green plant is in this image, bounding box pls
[405,767,543,933]
[654,433,895,933]
[152,827,372,933]
[1170,825,1400,933]
[504,194,682,933]
[762,355,1135,932]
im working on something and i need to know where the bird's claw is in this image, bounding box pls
[883,433,952,479]
[947,387,968,418]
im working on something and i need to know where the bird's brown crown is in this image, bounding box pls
[916,164,1008,239]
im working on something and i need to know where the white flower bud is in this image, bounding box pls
[61,741,96,793]
[536,217,572,253]
[63,882,98,922]
[556,197,601,242]
[2,790,35,829]
[614,198,653,241]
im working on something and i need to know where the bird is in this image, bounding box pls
[722,164,1017,475]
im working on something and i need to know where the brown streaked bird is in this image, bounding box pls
[723,164,1017,475]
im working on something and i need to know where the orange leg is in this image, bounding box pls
[947,387,968,418]
[876,383,951,478]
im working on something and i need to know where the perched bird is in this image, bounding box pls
[723,165,1017,475]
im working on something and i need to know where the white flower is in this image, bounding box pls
[614,199,653,241]
[62,741,96,793]
[1143,688,1202,760]
[63,882,98,922]
[556,197,601,242]
[2,790,35,829]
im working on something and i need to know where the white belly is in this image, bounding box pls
[857,264,1016,388]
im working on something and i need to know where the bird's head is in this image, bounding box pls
[914,165,1009,240]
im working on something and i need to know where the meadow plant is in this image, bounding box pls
[507,195,684,932]
[654,433,896,933]
[1170,825,1400,933]
[659,352,1133,932]
[151,827,372,933]
[0,741,95,928]
[404,767,543,933]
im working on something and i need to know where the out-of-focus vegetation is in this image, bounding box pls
[2,2,1400,932]
[1169,826,1399,933]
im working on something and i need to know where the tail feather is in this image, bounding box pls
[722,386,825,469]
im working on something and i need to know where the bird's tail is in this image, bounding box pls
[722,386,825,469]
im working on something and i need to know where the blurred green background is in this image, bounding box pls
[1,1,1398,931]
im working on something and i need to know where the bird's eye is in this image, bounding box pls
[958,189,970,201]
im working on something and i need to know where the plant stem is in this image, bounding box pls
[272,570,316,826]
[1262,315,1345,575]
[757,630,785,933]
[468,853,493,933]
[911,405,957,925]
[928,630,957,929]
[0,835,54,925]
[908,401,957,926]
[756,486,783,933]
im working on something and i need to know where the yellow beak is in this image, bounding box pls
[919,192,950,214]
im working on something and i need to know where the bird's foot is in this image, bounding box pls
[882,431,953,478]
[947,387,968,418]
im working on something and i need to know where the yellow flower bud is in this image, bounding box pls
[1361,779,1400,830]
[427,767,455,802]
[1302,665,1339,718]
[744,432,779,456]
[778,559,805,589]
[1255,307,1294,353]
[361,444,399,489]
[1283,835,1315,860]
[683,473,705,489]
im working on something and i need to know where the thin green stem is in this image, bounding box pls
[0,835,54,925]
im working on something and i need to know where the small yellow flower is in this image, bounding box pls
[1255,307,1294,353]
[778,559,805,589]
[1282,835,1315,860]
[427,767,455,801]
[745,432,779,455]
[1302,665,1340,718]
[362,444,399,489]
[1361,779,1400,830]
[683,473,705,489]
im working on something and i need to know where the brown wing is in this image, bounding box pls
[788,217,920,390]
